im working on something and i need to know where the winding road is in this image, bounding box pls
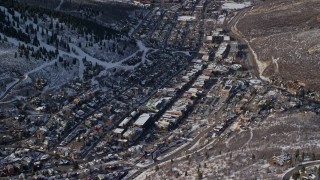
[282,160,320,180]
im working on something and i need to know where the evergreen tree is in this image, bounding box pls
[295,149,300,159]
[33,16,38,24]
[33,35,39,46]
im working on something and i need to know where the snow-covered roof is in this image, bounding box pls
[113,128,125,134]
[224,35,230,41]
[222,2,251,10]
[134,113,151,126]
[119,117,132,127]
[178,16,196,21]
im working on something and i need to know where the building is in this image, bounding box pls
[272,154,291,166]
[215,42,228,59]
[123,127,143,142]
[178,16,196,21]
[230,41,238,52]
[221,85,232,96]
[119,117,132,128]
[113,128,125,139]
[134,113,152,128]
[224,35,231,42]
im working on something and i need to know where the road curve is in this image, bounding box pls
[282,160,320,180]
[0,77,24,102]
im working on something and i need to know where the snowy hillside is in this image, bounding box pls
[0,3,144,93]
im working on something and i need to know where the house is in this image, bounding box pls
[239,111,252,123]
[113,128,125,139]
[206,36,213,43]
[202,54,210,62]
[76,110,85,118]
[155,120,170,130]
[36,127,48,140]
[272,154,291,166]
[117,139,128,148]
[33,161,42,171]
[286,81,304,95]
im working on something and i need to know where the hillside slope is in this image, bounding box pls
[14,0,146,32]
[236,0,320,91]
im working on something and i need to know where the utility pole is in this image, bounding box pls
[298,125,300,142]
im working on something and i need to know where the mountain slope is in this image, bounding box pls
[236,0,320,91]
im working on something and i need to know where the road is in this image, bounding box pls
[0,75,27,102]
[282,160,320,180]
[226,8,261,80]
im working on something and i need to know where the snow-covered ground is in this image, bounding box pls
[0,4,147,98]
[0,78,19,100]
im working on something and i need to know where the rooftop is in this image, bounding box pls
[134,113,152,126]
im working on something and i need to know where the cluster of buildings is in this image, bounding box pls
[0,47,193,177]
[166,0,205,51]
[1,0,320,179]
[155,61,214,130]
[133,0,206,51]
[107,58,210,148]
